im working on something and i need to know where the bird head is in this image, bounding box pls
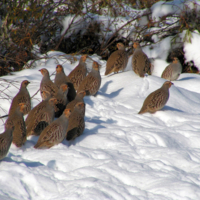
[92,61,99,71]
[56,65,64,73]
[21,80,30,87]
[75,102,85,110]
[63,108,71,118]
[163,81,173,88]
[39,68,49,76]
[133,42,140,49]
[77,90,86,97]
[80,55,87,63]
[117,43,125,50]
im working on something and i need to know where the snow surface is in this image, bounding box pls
[1,45,200,199]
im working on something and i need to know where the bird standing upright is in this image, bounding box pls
[68,55,87,90]
[39,68,58,99]
[5,103,27,147]
[66,102,85,141]
[132,42,150,77]
[138,81,173,114]
[54,64,76,101]
[161,57,182,81]
[77,61,101,96]
[8,80,31,116]
[105,42,128,75]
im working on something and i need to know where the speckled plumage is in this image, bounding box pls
[54,64,76,101]
[0,126,14,160]
[26,96,57,136]
[39,68,58,99]
[132,42,150,77]
[34,108,71,149]
[5,103,27,147]
[105,43,128,75]
[8,80,31,116]
[161,57,182,81]
[77,61,101,96]
[66,91,86,113]
[138,81,173,114]
[66,102,85,141]
[68,55,87,90]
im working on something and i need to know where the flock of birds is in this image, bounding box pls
[0,41,183,161]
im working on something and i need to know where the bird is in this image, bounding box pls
[0,126,14,161]
[26,96,58,136]
[5,103,27,147]
[8,80,31,116]
[25,90,51,127]
[132,42,150,77]
[161,57,182,81]
[54,64,76,102]
[77,61,101,96]
[54,84,69,118]
[105,42,128,75]
[66,90,86,113]
[66,102,85,141]
[34,108,71,149]
[39,68,58,99]
[68,55,87,90]
[138,81,173,114]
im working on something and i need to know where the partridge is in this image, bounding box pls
[161,57,182,81]
[138,81,173,114]
[8,80,31,116]
[34,108,71,149]
[68,55,87,90]
[39,68,58,99]
[0,126,14,160]
[54,84,69,118]
[66,90,86,113]
[26,97,57,136]
[54,64,76,102]
[66,102,85,141]
[77,61,101,96]
[132,42,150,77]
[5,103,27,147]
[105,43,128,75]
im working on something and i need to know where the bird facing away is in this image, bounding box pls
[77,61,101,96]
[34,108,71,149]
[54,64,76,102]
[0,126,14,161]
[105,42,128,75]
[138,81,173,114]
[26,96,58,137]
[54,84,69,118]
[161,57,182,81]
[66,102,85,141]
[66,90,86,113]
[68,55,87,90]
[39,68,58,99]
[8,80,31,116]
[5,103,27,147]
[132,42,150,77]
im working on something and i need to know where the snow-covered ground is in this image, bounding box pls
[0,45,200,199]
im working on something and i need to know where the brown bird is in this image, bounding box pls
[66,102,85,141]
[25,91,51,127]
[68,55,87,90]
[77,61,101,96]
[26,96,57,136]
[0,126,14,160]
[34,108,71,149]
[54,64,76,102]
[54,84,69,118]
[5,103,27,147]
[105,43,128,75]
[132,42,150,77]
[39,68,58,99]
[161,57,182,81]
[8,80,31,116]
[66,90,86,113]
[138,81,173,114]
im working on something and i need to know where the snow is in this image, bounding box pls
[1,44,200,199]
